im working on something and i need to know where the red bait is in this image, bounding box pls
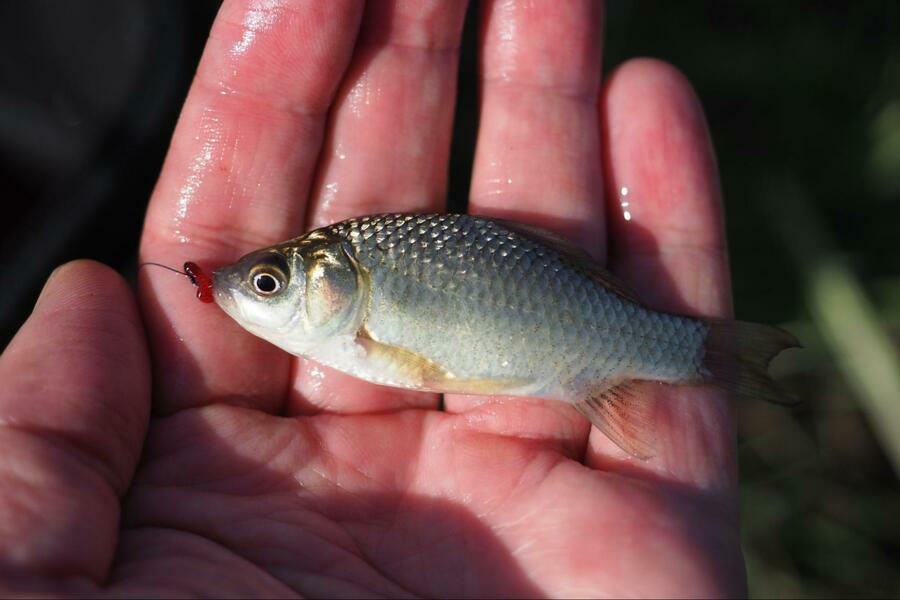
[139,261,215,304]
[183,262,214,303]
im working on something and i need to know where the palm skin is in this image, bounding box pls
[0,1,746,597]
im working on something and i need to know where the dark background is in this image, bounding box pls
[1,1,898,597]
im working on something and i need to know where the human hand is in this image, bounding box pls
[0,1,745,596]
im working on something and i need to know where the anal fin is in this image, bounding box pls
[573,380,659,460]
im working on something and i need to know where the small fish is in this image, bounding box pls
[212,213,798,458]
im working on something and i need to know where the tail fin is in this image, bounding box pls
[702,319,801,405]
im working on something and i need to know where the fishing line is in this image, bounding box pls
[139,261,193,281]
[139,261,215,303]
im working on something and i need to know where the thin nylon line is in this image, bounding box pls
[139,262,197,286]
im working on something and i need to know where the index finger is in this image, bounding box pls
[140,0,364,414]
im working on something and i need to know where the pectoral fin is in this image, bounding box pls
[356,329,527,394]
[573,380,659,459]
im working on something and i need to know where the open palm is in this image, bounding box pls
[0,1,746,597]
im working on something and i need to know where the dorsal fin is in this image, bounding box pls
[492,218,644,304]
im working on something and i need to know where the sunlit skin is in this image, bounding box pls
[0,1,745,597]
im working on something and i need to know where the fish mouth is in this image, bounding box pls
[211,267,241,315]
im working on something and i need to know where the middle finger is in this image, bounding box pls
[290,0,469,415]
[305,0,469,228]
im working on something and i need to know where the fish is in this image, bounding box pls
[212,213,798,458]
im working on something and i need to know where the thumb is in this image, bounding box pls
[0,260,150,585]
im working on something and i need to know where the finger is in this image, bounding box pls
[589,59,736,496]
[468,0,605,254]
[445,0,604,450]
[0,261,149,583]
[140,0,364,414]
[305,0,468,227]
[290,0,469,415]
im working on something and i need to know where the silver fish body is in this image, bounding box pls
[213,213,797,458]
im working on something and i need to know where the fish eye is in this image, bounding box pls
[244,251,289,296]
[251,270,283,295]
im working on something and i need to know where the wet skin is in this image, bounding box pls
[0,1,745,596]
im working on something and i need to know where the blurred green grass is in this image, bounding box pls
[604,1,900,597]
